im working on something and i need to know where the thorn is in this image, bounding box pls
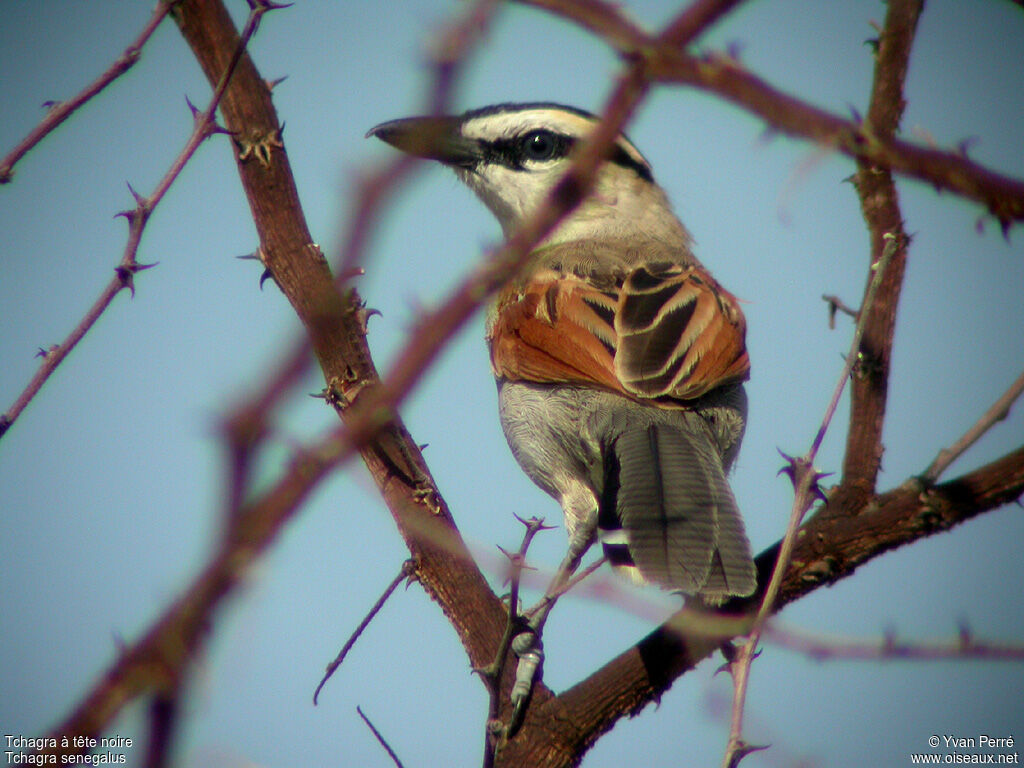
[259,269,275,289]
[847,103,862,123]
[724,40,745,60]
[863,37,879,55]
[810,470,834,504]
[955,136,979,158]
[337,265,366,282]
[727,740,771,767]
[998,216,1011,241]
[512,513,554,532]
[266,75,288,91]
[775,449,800,485]
[418,443,429,451]
[353,305,380,336]
[115,261,158,297]
[42,99,61,110]
[957,618,973,649]
[207,121,233,137]
[882,625,897,653]
[236,251,261,261]
[185,95,201,119]
[125,181,149,211]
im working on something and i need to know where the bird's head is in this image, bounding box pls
[367,102,689,248]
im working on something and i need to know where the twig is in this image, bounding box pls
[144,686,182,768]
[821,293,858,329]
[766,622,1024,662]
[357,706,406,768]
[481,517,551,767]
[720,235,897,768]
[839,0,921,498]
[39,0,509,749]
[524,0,1024,225]
[0,2,174,184]
[921,369,1024,483]
[0,2,264,441]
[523,556,607,620]
[314,560,416,705]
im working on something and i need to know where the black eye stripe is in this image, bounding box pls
[477,132,652,181]
[481,132,572,168]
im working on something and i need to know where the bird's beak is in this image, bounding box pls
[366,115,480,169]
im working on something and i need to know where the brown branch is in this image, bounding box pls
[0,0,253,441]
[357,706,406,768]
[315,560,416,705]
[495,444,1024,767]
[520,2,1024,224]
[144,684,182,768]
[175,0,511,675]
[42,0,737,756]
[644,49,1024,224]
[483,517,552,767]
[514,0,647,51]
[822,293,858,329]
[840,0,921,503]
[766,623,1024,662]
[42,0,514,751]
[0,2,174,184]
[720,234,896,768]
[922,368,1024,483]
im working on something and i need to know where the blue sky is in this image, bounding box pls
[1,2,1022,766]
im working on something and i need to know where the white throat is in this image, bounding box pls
[456,162,691,250]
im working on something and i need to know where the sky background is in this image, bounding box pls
[1,1,1022,767]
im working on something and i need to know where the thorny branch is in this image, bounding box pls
[0,1,261,440]
[841,0,921,502]
[482,517,551,768]
[37,0,503,756]
[0,2,175,184]
[766,622,1024,663]
[13,0,1023,766]
[922,369,1024,484]
[720,235,897,768]
[518,0,1024,226]
[314,560,417,705]
[357,706,406,768]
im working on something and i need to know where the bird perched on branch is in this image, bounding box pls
[370,101,756,600]
[369,104,757,711]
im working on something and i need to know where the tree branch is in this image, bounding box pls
[0,2,248,440]
[0,2,174,184]
[496,443,1024,766]
[922,369,1024,483]
[841,0,921,502]
[520,0,1024,225]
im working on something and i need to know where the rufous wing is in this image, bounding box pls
[614,263,749,400]
[488,263,749,402]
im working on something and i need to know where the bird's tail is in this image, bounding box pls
[597,422,757,601]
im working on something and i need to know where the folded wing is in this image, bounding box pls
[488,263,749,402]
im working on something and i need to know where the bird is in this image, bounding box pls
[367,102,757,607]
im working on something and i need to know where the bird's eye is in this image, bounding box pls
[520,130,561,162]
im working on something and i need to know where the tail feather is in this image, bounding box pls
[599,422,756,600]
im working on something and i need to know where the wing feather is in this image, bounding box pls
[488,262,749,402]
